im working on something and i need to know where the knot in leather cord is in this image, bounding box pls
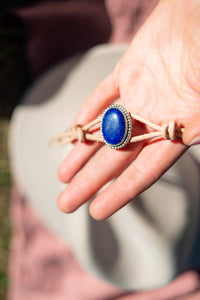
[161,120,177,141]
[70,124,85,142]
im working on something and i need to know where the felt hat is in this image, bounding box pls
[9,44,200,290]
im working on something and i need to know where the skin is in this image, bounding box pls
[57,0,200,220]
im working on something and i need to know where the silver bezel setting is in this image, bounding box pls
[100,104,132,149]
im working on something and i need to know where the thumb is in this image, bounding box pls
[182,115,200,146]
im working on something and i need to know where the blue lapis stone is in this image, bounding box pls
[101,106,129,148]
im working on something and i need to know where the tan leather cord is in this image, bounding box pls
[52,113,184,147]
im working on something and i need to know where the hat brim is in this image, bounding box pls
[9,44,200,290]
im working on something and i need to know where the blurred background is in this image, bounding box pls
[0,1,157,298]
[0,2,110,298]
[0,2,32,298]
[0,119,11,300]
[0,2,109,298]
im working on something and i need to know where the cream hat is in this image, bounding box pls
[9,44,200,290]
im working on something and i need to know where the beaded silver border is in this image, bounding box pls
[100,104,132,149]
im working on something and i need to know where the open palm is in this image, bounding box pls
[58,0,200,220]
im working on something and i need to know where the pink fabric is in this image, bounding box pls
[8,185,123,300]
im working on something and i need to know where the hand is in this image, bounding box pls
[57,0,200,220]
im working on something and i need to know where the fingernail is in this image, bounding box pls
[189,136,200,146]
